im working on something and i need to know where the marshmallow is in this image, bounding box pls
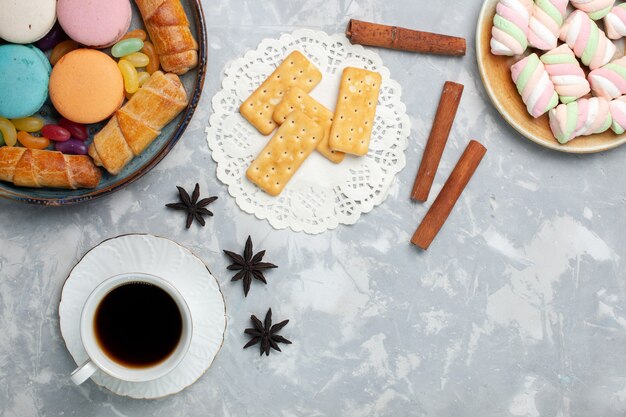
[491,0,533,56]
[549,97,612,143]
[528,0,569,50]
[604,3,626,39]
[571,0,615,20]
[589,56,626,100]
[541,44,591,103]
[559,10,617,70]
[511,53,559,117]
[609,96,626,133]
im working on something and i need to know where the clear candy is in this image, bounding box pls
[17,131,50,149]
[118,60,140,94]
[137,71,151,87]
[55,138,88,155]
[121,29,147,42]
[50,40,80,66]
[122,52,150,68]
[11,116,44,133]
[42,124,71,142]
[58,117,89,141]
[112,38,144,58]
[35,22,68,51]
[142,41,160,74]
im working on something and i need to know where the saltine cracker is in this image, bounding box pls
[328,67,381,156]
[246,110,323,196]
[273,87,345,163]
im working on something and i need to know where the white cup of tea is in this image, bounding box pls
[70,272,193,385]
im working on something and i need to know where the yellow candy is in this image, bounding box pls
[125,72,150,100]
[0,118,17,146]
[118,60,139,94]
[122,52,149,68]
[137,71,151,87]
[17,131,50,150]
[11,116,44,133]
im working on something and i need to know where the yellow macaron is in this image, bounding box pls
[49,49,124,124]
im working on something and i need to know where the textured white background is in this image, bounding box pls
[1,0,625,416]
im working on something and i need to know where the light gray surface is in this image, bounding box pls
[1,0,625,416]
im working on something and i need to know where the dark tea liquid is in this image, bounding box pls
[94,282,183,368]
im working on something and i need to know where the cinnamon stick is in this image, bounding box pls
[346,19,466,56]
[411,140,486,250]
[411,81,464,202]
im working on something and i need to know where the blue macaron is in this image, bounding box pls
[0,44,51,119]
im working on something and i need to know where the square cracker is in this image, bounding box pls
[246,110,323,196]
[273,87,345,164]
[328,67,382,156]
[240,51,323,135]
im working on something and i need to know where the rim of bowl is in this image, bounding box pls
[475,0,626,154]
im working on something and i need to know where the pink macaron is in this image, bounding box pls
[57,0,132,48]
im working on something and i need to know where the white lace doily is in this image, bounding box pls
[206,29,411,234]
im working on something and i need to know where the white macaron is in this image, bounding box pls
[0,0,57,44]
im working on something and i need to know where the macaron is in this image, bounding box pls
[0,45,51,119]
[49,49,125,124]
[0,0,57,44]
[57,0,132,48]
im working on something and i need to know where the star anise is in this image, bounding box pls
[165,183,217,229]
[244,308,292,356]
[223,236,277,297]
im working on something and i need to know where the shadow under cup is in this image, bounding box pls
[79,273,193,383]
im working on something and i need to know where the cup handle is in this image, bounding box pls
[70,360,98,385]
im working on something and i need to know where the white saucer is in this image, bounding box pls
[59,234,226,399]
